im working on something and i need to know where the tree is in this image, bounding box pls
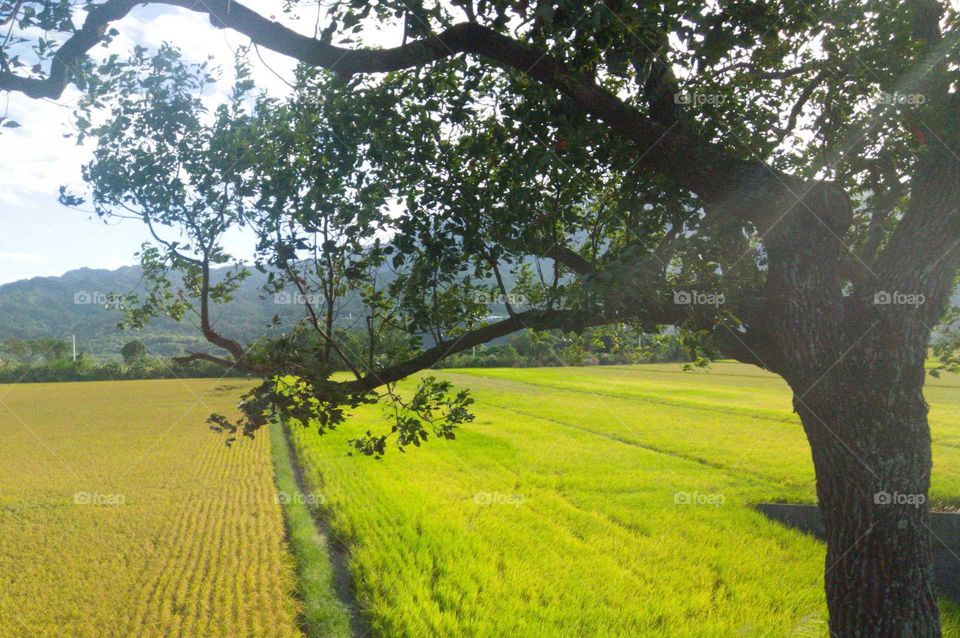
[1,337,32,363]
[26,337,70,363]
[5,1,960,634]
[120,339,147,365]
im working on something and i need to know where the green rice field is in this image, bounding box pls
[288,362,960,637]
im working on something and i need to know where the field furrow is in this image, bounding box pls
[0,379,301,638]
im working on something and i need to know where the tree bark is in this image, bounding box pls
[791,347,940,637]
[747,174,949,636]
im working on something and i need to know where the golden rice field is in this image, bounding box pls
[0,378,299,638]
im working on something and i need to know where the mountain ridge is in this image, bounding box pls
[0,264,345,358]
[2,264,957,360]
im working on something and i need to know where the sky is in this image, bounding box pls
[0,2,397,284]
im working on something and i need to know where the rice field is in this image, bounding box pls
[288,362,960,637]
[1,364,957,637]
[0,378,301,638]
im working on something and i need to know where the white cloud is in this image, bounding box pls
[0,252,51,264]
[0,2,402,284]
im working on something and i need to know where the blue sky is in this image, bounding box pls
[0,3,399,284]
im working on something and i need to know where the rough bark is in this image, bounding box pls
[746,173,949,636]
[796,363,940,637]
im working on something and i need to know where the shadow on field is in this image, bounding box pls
[756,503,960,602]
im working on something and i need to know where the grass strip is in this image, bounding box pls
[269,422,354,638]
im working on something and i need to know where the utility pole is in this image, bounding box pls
[71,335,76,362]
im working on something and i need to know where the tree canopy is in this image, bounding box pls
[120,338,147,364]
[2,0,954,451]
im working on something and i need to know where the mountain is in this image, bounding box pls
[0,255,530,360]
[0,265,369,359]
[6,264,953,361]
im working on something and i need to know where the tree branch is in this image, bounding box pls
[0,0,138,98]
[339,308,612,395]
[198,258,249,363]
[871,4,960,322]
[172,350,259,372]
[543,245,593,274]
[0,0,779,222]
[774,69,829,146]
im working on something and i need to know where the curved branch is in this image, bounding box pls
[340,308,611,395]
[774,68,829,146]
[172,351,259,372]
[197,258,248,363]
[334,293,723,397]
[543,245,593,274]
[0,0,138,98]
[0,0,775,220]
[142,213,202,266]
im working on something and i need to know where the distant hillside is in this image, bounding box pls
[5,264,953,360]
[0,265,370,359]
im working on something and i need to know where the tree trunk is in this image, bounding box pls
[792,354,941,637]
[740,168,952,636]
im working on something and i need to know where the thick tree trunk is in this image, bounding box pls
[793,356,940,637]
[738,164,953,635]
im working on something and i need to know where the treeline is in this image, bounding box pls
[0,356,238,384]
[0,337,241,383]
[0,327,693,384]
[438,329,692,369]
